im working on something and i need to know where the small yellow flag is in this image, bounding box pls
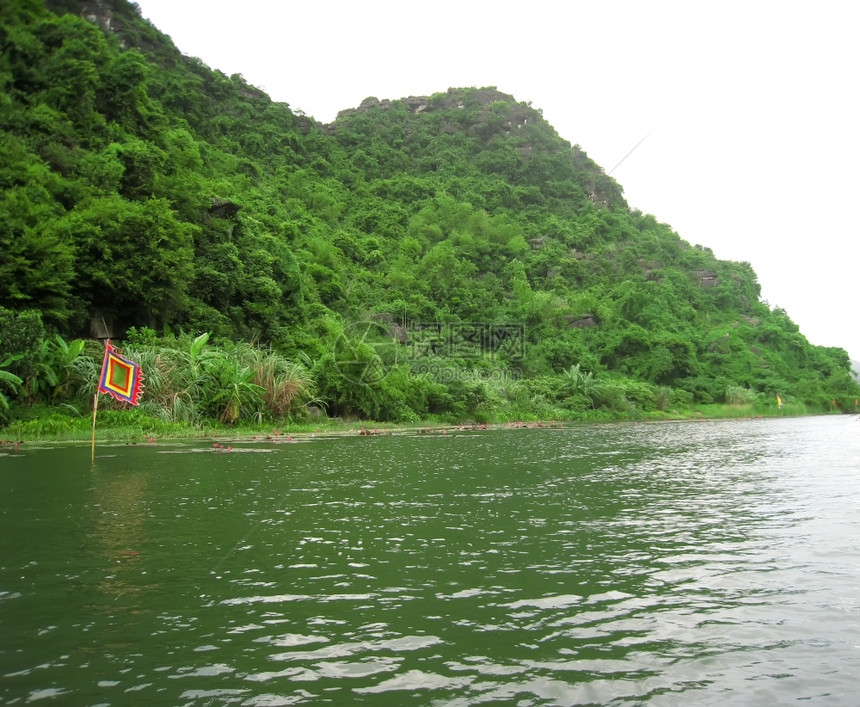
[776,394,782,409]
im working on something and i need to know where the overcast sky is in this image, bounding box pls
[136,0,859,361]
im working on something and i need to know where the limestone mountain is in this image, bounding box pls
[1,0,856,422]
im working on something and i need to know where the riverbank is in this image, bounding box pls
[0,400,827,445]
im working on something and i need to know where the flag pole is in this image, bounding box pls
[92,337,109,463]
[91,390,99,462]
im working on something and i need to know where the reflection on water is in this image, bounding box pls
[1,416,859,705]
[89,468,149,603]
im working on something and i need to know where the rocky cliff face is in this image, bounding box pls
[79,0,113,31]
[46,0,121,32]
[335,87,516,120]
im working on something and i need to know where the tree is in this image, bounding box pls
[69,195,196,330]
[0,183,76,324]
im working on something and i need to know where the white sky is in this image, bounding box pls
[136,0,859,360]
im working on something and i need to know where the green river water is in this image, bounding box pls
[1,416,859,705]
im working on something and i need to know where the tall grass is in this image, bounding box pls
[117,338,316,425]
[234,343,317,418]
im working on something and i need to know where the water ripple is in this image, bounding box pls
[2,417,859,705]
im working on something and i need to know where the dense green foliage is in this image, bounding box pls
[1,0,857,429]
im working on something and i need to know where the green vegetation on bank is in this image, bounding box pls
[1,0,858,436]
[0,320,835,443]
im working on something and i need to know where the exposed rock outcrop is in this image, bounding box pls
[209,198,241,219]
[565,314,597,329]
[695,270,719,288]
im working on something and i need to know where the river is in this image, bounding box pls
[1,416,859,705]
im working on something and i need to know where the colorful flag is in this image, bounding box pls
[776,394,782,409]
[98,340,144,405]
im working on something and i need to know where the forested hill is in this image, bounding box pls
[1,0,857,424]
